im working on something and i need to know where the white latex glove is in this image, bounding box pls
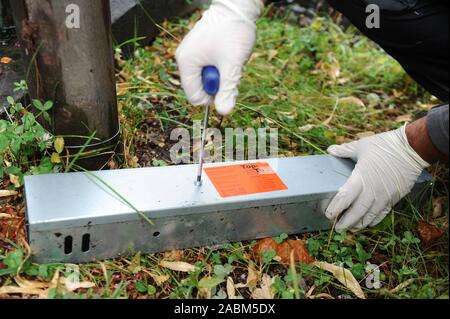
[326,125,430,232]
[176,0,263,115]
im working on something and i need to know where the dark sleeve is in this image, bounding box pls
[427,104,449,156]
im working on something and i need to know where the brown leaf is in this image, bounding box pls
[317,59,341,82]
[197,287,211,299]
[286,239,315,264]
[64,278,95,292]
[145,270,169,286]
[159,261,197,273]
[127,252,141,273]
[395,114,412,123]
[168,78,181,86]
[9,175,20,188]
[432,198,443,218]
[416,220,444,247]
[226,277,236,299]
[253,238,278,261]
[253,238,314,264]
[246,267,259,289]
[339,96,365,108]
[251,274,276,299]
[313,261,365,299]
[0,271,61,298]
[335,136,353,144]
[163,249,183,261]
[267,49,278,61]
[390,278,415,294]
[298,124,315,132]
[356,131,375,139]
[15,277,48,289]
[0,57,12,64]
[0,286,47,298]
[0,190,18,197]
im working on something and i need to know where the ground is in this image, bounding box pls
[0,6,448,299]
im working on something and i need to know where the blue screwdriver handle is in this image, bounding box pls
[202,66,220,96]
[195,66,220,186]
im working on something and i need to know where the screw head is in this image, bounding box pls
[194,180,203,187]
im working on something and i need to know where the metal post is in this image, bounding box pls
[9,0,119,169]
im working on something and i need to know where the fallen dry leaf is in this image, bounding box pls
[416,220,444,248]
[15,277,49,289]
[306,285,316,299]
[197,287,211,299]
[253,238,278,260]
[335,136,353,144]
[168,78,181,86]
[0,190,18,197]
[356,131,375,139]
[127,252,141,273]
[0,213,12,219]
[149,272,170,286]
[395,114,412,123]
[9,174,21,188]
[253,238,315,264]
[1,57,12,64]
[392,88,403,98]
[246,266,259,289]
[0,286,47,298]
[251,274,276,299]
[226,277,236,299]
[389,278,415,294]
[432,198,443,218]
[328,62,341,81]
[64,278,95,292]
[0,271,61,298]
[339,96,365,108]
[316,59,341,82]
[159,260,197,273]
[163,249,183,261]
[284,240,315,264]
[267,49,278,61]
[313,261,365,299]
[298,124,315,133]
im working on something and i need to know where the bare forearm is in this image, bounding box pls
[406,116,448,164]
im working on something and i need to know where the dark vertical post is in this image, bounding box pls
[9,0,119,169]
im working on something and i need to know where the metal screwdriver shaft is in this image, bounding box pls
[195,66,220,186]
[196,104,210,186]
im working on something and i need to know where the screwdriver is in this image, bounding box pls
[195,66,220,186]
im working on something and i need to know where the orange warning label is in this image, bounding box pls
[204,162,288,198]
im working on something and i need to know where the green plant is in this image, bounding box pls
[0,95,62,187]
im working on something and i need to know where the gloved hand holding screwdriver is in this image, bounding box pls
[176,0,449,232]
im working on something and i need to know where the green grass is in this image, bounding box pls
[0,7,448,299]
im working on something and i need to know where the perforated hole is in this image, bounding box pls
[64,236,73,255]
[82,233,90,252]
